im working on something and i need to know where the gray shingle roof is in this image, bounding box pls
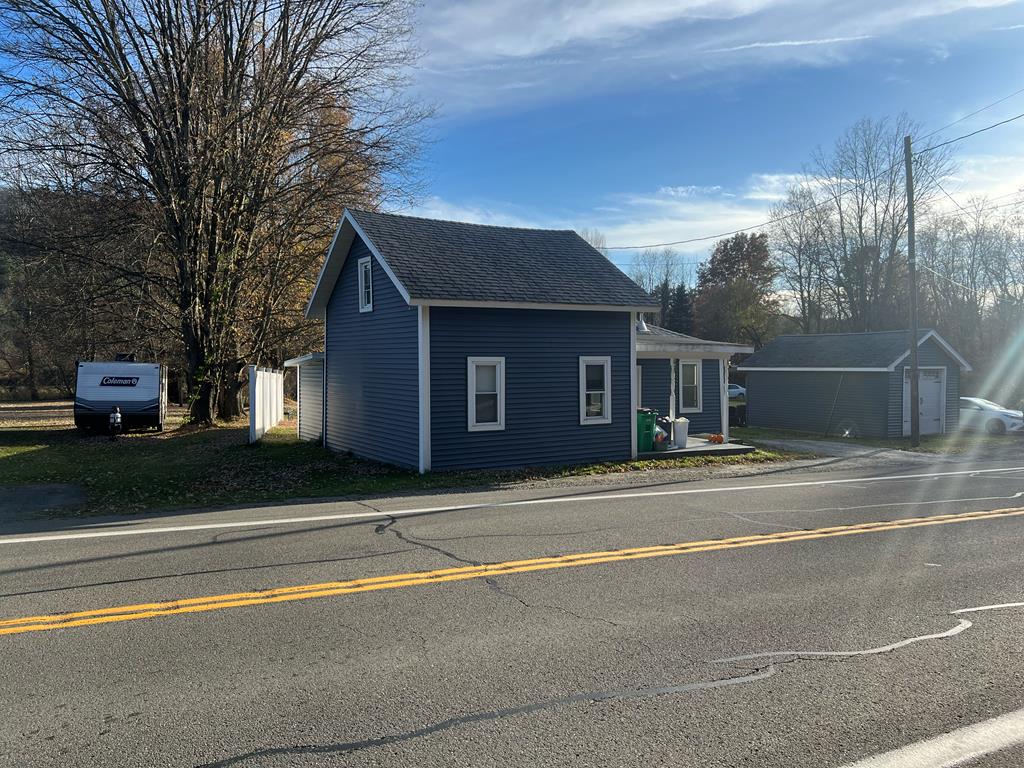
[639,325,725,344]
[740,330,934,369]
[350,209,658,309]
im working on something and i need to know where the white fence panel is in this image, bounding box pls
[248,366,285,443]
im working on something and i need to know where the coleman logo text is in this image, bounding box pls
[100,376,139,386]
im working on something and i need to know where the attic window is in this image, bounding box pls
[358,256,373,312]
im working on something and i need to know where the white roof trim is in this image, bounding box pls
[305,210,412,320]
[888,329,973,372]
[412,298,657,313]
[737,366,891,372]
[284,353,324,367]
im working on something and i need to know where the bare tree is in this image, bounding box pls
[0,0,424,420]
[769,184,833,333]
[808,114,953,330]
[628,247,687,322]
[577,227,608,256]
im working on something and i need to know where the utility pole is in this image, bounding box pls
[904,135,920,447]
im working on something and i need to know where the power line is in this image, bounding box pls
[919,86,1024,141]
[914,110,1024,155]
[610,195,1022,273]
[606,94,1024,252]
[935,197,1023,219]
[918,163,974,216]
[918,263,987,299]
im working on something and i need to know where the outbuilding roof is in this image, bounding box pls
[306,209,659,318]
[737,329,971,371]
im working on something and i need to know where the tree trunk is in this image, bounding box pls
[217,362,244,420]
[183,324,218,424]
[25,341,40,400]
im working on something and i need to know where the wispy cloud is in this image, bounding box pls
[415,0,1019,113]
[708,35,874,53]
[993,23,1024,29]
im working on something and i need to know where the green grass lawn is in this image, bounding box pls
[732,425,1016,455]
[0,417,798,517]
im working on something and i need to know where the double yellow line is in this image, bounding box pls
[4,505,1023,637]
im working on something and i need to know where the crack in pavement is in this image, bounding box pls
[723,510,801,531]
[193,665,777,768]
[408,525,622,543]
[481,577,664,661]
[191,606,1014,768]
[372,514,482,567]
[0,548,417,599]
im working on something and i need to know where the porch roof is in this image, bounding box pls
[636,322,754,357]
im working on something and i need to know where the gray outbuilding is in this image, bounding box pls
[737,329,971,438]
[284,353,324,443]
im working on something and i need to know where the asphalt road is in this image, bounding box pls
[2,457,1024,767]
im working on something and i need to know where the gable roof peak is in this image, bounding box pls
[306,208,658,318]
[348,207,576,235]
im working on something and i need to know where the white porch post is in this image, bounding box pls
[669,356,677,421]
[720,357,729,442]
[630,312,637,459]
[668,354,677,444]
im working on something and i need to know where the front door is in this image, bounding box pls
[903,369,945,436]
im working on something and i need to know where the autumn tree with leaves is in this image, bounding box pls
[0,0,423,420]
[693,233,778,348]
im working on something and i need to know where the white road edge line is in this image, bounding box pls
[2,465,1023,546]
[840,706,1024,768]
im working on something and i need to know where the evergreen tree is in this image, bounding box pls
[656,279,672,324]
[664,283,694,334]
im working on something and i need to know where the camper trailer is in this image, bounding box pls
[74,361,167,432]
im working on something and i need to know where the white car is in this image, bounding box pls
[727,383,746,399]
[958,397,1024,435]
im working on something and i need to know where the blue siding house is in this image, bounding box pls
[738,330,971,438]
[304,209,749,469]
[305,209,660,471]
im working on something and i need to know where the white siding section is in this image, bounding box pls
[248,366,284,443]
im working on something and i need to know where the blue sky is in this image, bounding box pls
[404,0,1024,267]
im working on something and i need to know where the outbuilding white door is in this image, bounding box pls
[903,368,945,436]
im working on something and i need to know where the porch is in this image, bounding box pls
[634,321,754,448]
[639,434,754,459]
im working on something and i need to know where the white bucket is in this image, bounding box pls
[673,417,689,449]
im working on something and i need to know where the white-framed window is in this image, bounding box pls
[357,256,373,312]
[678,360,702,412]
[580,356,612,425]
[468,357,505,431]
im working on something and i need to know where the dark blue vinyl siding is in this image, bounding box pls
[638,358,671,414]
[886,337,961,437]
[429,308,632,470]
[677,359,722,433]
[746,371,890,437]
[324,238,418,467]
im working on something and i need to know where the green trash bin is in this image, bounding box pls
[636,409,658,453]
